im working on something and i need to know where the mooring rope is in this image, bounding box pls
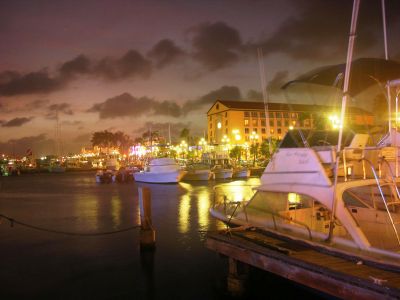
[0,213,140,236]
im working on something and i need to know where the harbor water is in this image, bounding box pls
[0,172,326,299]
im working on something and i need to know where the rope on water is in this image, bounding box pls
[0,213,140,236]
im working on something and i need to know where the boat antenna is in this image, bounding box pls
[257,47,272,155]
[382,0,392,137]
[328,0,360,242]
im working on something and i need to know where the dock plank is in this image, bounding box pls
[207,229,400,300]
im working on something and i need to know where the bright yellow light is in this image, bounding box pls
[289,125,294,130]
[288,193,300,204]
[217,122,222,129]
[328,114,342,129]
[235,134,241,141]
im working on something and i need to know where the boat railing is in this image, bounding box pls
[358,158,400,248]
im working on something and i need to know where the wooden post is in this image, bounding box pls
[227,257,249,297]
[138,187,156,250]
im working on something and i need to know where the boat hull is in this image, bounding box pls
[213,169,233,180]
[134,170,187,183]
[183,170,213,181]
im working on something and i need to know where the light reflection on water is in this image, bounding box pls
[0,172,316,299]
[179,194,191,233]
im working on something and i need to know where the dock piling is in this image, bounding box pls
[138,187,156,250]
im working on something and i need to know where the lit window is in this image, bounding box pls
[244,119,249,126]
[252,119,258,126]
[277,128,282,134]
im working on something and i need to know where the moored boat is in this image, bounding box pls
[183,163,214,181]
[212,165,233,180]
[134,158,186,183]
[232,166,250,179]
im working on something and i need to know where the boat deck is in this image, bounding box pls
[206,228,400,299]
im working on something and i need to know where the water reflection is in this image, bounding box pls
[111,196,121,228]
[74,196,99,230]
[178,194,191,233]
[197,188,210,230]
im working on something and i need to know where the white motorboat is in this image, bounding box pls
[212,165,233,180]
[232,166,251,179]
[211,132,400,269]
[134,158,186,183]
[183,163,214,181]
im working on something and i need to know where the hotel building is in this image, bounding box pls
[207,100,374,145]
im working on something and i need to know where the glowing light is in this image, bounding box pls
[217,122,222,129]
[288,193,300,204]
[289,125,294,130]
[328,114,342,129]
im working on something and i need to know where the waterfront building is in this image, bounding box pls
[207,100,374,145]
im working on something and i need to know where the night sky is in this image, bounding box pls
[1,0,399,156]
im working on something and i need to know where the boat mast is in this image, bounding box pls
[257,48,272,155]
[328,0,360,242]
[382,0,392,135]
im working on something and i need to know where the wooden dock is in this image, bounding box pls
[206,228,400,299]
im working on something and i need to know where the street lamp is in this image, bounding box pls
[180,140,187,160]
[198,138,207,159]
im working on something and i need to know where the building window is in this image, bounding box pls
[244,128,249,134]
[216,104,219,110]
[244,119,249,126]
[269,120,274,127]
[244,111,250,117]
[225,112,227,117]
[261,128,266,134]
[283,112,289,118]
[225,120,228,126]
[251,111,258,118]
[210,123,212,129]
[270,129,274,134]
[260,119,266,126]
[269,112,275,118]
[252,119,258,126]
[210,131,213,137]
[277,128,282,134]
[291,113,297,118]
[277,120,281,127]
[253,128,258,133]
[209,115,212,121]
[276,112,282,118]
[284,120,289,127]
[260,112,266,118]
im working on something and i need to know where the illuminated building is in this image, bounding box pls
[207,100,374,144]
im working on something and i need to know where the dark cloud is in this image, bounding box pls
[253,0,400,61]
[148,39,185,68]
[87,93,156,119]
[183,85,242,113]
[59,55,92,78]
[61,120,83,126]
[95,50,152,80]
[2,117,33,127]
[87,93,183,119]
[267,71,289,94]
[0,134,51,157]
[190,22,244,70]
[0,49,152,96]
[46,103,74,119]
[246,90,263,101]
[26,99,50,110]
[0,70,63,96]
